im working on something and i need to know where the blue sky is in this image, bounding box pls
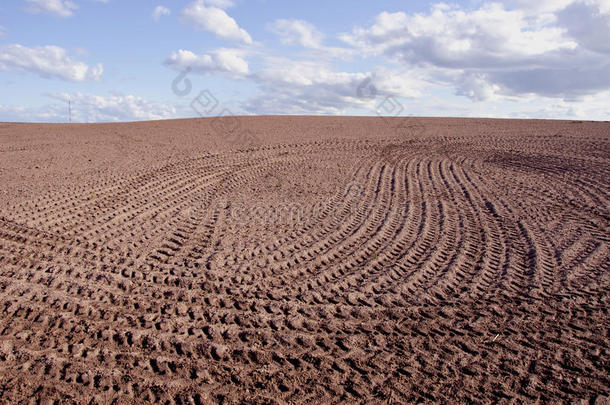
[0,0,609,122]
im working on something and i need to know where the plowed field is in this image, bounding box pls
[0,117,608,403]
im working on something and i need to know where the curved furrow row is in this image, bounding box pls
[564,240,609,293]
[235,161,387,295]
[130,145,373,297]
[464,155,560,298]
[11,140,363,239]
[196,159,385,296]
[457,157,553,299]
[168,151,374,278]
[209,160,373,269]
[16,155,221,229]
[136,152,341,276]
[378,158,444,299]
[434,158,500,301]
[421,158,489,301]
[391,159,462,303]
[287,158,409,303]
[482,168,601,297]
[343,158,423,301]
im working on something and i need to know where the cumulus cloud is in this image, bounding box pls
[253,59,367,90]
[241,58,422,114]
[268,19,324,48]
[267,19,354,60]
[0,44,103,82]
[456,73,501,101]
[244,61,365,114]
[340,2,610,101]
[0,93,179,122]
[557,0,610,54]
[341,3,577,67]
[49,92,178,122]
[181,0,252,44]
[24,0,77,17]
[165,48,248,76]
[489,62,610,100]
[152,6,170,21]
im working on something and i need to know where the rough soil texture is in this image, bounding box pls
[0,116,608,404]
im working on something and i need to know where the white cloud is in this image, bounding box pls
[49,93,178,122]
[557,0,610,54]
[341,4,577,66]
[0,26,6,37]
[488,62,610,100]
[181,0,252,44]
[254,59,366,88]
[268,19,324,48]
[0,93,179,123]
[164,47,422,114]
[372,69,425,99]
[24,0,77,18]
[456,73,501,101]
[267,19,355,60]
[591,0,610,14]
[340,2,610,101]
[242,58,422,114]
[0,44,103,82]
[503,92,610,120]
[165,48,248,76]
[244,60,365,114]
[152,5,170,21]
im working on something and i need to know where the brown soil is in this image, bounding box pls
[0,116,608,404]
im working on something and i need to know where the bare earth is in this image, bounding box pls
[0,116,608,404]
